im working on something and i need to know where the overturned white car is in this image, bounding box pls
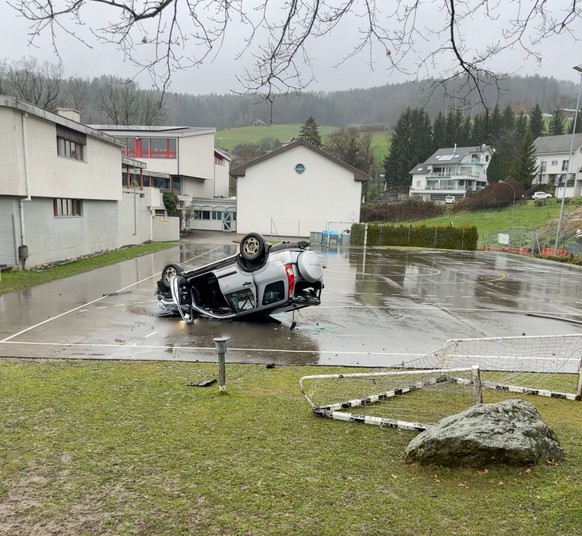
[155,233,324,324]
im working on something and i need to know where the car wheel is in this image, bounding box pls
[160,263,185,290]
[240,233,267,262]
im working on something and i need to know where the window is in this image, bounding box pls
[262,281,285,305]
[122,137,177,159]
[540,161,547,172]
[194,210,211,220]
[54,198,83,217]
[562,160,569,171]
[56,125,86,161]
[551,160,558,166]
[154,177,171,190]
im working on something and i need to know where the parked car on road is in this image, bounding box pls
[532,191,553,200]
[156,233,324,324]
[444,195,456,204]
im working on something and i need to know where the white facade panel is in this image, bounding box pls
[236,145,363,237]
[0,107,121,201]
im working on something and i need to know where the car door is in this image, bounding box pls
[216,268,257,313]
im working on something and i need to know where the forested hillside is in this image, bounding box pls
[0,58,579,129]
[164,75,580,129]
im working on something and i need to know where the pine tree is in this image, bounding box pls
[470,113,487,145]
[432,111,447,149]
[510,131,538,188]
[529,104,544,138]
[298,116,322,147]
[549,108,565,135]
[384,108,432,194]
[486,151,501,183]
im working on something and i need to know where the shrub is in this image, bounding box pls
[361,199,444,222]
[453,181,525,212]
[350,223,478,250]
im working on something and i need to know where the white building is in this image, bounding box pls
[93,125,232,230]
[534,134,582,198]
[230,140,370,237]
[409,145,494,203]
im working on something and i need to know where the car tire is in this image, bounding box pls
[160,263,185,290]
[240,233,267,262]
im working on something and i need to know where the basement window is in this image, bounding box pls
[54,198,83,217]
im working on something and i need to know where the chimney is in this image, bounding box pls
[56,108,81,123]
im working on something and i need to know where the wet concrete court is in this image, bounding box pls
[1,233,581,367]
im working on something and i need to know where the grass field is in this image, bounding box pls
[215,125,390,163]
[1,359,581,535]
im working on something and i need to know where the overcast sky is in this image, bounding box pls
[2,1,581,95]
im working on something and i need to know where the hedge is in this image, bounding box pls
[350,223,478,250]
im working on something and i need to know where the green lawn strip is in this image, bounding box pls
[1,359,580,535]
[0,242,176,296]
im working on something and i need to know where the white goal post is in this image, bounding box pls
[300,335,582,431]
[300,366,482,432]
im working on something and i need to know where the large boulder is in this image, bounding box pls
[405,399,563,467]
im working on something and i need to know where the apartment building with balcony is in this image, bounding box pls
[534,133,582,198]
[409,145,494,203]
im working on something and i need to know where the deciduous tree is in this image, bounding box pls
[10,1,581,104]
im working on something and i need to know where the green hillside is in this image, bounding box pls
[405,200,581,248]
[215,124,391,163]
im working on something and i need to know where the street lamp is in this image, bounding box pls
[554,63,582,254]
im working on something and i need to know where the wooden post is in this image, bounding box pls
[214,337,229,393]
[472,365,483,405]
[576,358,582,401]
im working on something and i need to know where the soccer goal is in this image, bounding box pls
[428,334,582,401]
[300,366,482,431]
[300,334,582,431]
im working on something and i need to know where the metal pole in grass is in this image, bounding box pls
[214,337,229,393]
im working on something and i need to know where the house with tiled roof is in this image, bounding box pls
[534,133,582,198]
[409,145,494,204]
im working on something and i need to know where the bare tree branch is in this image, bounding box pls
[6,0,582,107]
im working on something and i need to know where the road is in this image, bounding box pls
[1,232,581,367]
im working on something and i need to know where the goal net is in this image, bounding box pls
[301,334,582,431]
[300,367,482,431]
[427,334,582,401]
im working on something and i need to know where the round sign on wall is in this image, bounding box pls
[295,163,305,174]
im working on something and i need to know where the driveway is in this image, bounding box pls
[1,231,581,366]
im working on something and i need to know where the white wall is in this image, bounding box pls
[0,107,121,201]
[236,145,363,237]
[214,160,231,198]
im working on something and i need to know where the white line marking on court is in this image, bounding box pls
[145,331,157,338]
[114,304,125,307]
[97,306,108,309]
[0,245,227,344]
